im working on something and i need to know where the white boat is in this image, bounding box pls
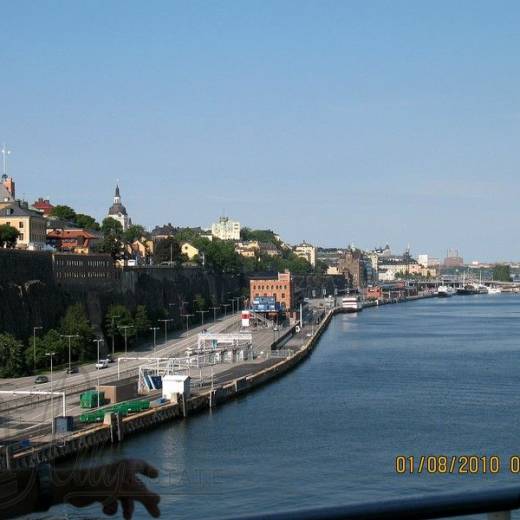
[437,285,455,297]
[487,286,502,294]
[342,295,363,312]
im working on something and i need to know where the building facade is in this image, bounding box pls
[293,241,316,266]
[107,184,131,231]
[211,216,240,241]
[0,200,47,250]
[249,272,293,311]
[181,242,199,260]
[337,249,367,288]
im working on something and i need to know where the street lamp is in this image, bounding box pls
[150,326,160,354]
[157,319,173,344]
[196,309,208,326]
[222,303,231,318]
[45,352,55,433]
[33,326,43,371]
[181,314,194,333]
[61,334,79,373]
[93,338,104,408]
[110,315,120,356]
[210,306,220,322]
[168,303,177,328]
[119,325,134,353]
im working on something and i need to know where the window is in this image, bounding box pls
[19,221,24,228]
[19,233,24,241]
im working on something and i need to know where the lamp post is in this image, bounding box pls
[157,319,173,344]
[222,303,231,318]
[196,309,208,326]
[168,303,177,328]
[111,315,120,356]
[61,334,79,373]
[181,314,194,333]
[210,306,220,322]
[45,352,55,433]
[93,339,104,408]
[119,325,133,354]
[230,298,235,315]
[33,326,43,371]
[150,326,160,355]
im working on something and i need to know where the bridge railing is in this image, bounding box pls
[228,486,520,520]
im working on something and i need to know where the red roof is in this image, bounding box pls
[47,229,96,239]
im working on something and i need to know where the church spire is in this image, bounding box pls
[115,184,120,198]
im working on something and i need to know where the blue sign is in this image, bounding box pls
[251,296,281,312]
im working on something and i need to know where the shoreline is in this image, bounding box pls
[4,293,434,471]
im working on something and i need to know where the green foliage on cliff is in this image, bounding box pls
[493,264,511,282]
[0,333,27,377]
[27,329,66,370]
[0,224,20,248]
[134,305,151,335]
[240,227,279,244]
[60,303,95,361]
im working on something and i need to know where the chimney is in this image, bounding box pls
[2,177,15,199]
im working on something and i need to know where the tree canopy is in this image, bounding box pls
[0,224,20,248]
[493,265,511,282]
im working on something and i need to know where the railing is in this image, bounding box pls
[229,487,520,519]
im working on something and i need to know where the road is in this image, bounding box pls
[0,314,292,442]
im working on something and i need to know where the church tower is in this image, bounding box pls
[107,183,131,231]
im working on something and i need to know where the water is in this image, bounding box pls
[65,295,520,518]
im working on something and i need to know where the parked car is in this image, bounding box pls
[65,367,79,374]
[34,375,49,384]
[95,360,109,369]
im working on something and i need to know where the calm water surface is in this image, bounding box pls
[70,295,520,518]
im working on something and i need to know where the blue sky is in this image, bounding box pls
[1,1,519,261]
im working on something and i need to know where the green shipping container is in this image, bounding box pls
[80,391,106,408]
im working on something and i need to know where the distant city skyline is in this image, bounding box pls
[1,1,519,262]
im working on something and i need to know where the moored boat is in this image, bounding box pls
[437,285,455,297]
[342,295,363,312]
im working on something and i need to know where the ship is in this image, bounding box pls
[437,285,455,297]
[342,295,363,312]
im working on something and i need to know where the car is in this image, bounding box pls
[34,375,49,384]
[273,326,279,331]
[306,332,313,337]
[95,360,109,369]
[65,367,79,374]
[106,354,114,363]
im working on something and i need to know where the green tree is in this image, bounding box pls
[50,205,76,222]
[134,305,151,335]
[193,294,206,311]
[0,224,20,248]
[0,333,27,377]
[124,224,146,244]
[493,264,511,282]
[153,237,182,264]
[101,217,123,237]
[74,213,100,231]
[60,303,95,361]
[26,329,67,369]
[105,304,134,350]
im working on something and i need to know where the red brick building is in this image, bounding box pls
[249,272,293,310]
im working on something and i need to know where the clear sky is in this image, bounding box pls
[1,1,519,261]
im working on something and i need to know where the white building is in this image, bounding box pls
[418,254,440,268]
[293,241,316,266]
[211,216,240,241]
[107,184,131,231]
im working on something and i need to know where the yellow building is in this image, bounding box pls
[0,200,47,250]
[181,242,200,260]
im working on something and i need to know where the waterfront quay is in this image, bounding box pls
[0,289,440,471]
